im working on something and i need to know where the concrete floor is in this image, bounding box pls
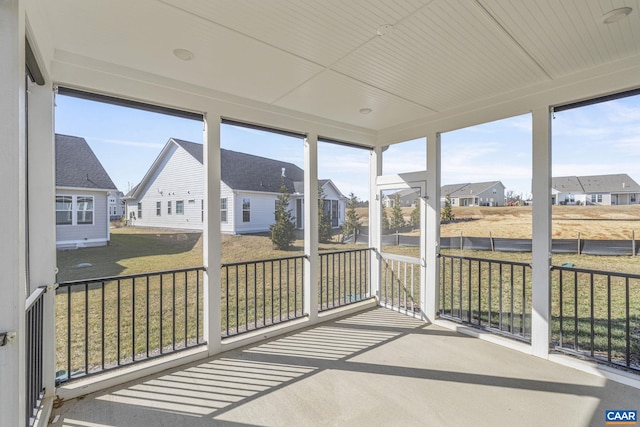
[51,308,640,427]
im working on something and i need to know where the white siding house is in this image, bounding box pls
[126,138,346,233]
[55,134,118,249]
[552,174,640,205]
[441,181,506,207]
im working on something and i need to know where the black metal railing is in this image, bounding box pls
[439,254,532,342]
[55,267,205,384]
[319,248,372,311]
[380,253,421,317]
[25,286,47,426]
[551,265,640,372]
[221,256,305,337]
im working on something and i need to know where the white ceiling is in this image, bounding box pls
[38,0,640,132]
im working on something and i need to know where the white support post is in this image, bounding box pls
[203,114,222,355]
[0,0,27,425]
[425,133,441,322]
[28,79,57,400]
[531,107,552,358]
[369,147,382,300]
[304,134,319,322]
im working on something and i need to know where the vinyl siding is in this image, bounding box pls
[131,144,204,230]
[220,182,235,234]
[56,189,109,248]
[233,191,280,234]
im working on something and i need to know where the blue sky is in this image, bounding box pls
[55,94,640,200]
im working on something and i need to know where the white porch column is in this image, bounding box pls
[203,114,222,355]
[0,0,27,425]
[27,79,57,399]
[304,133,319,321]
[368,146,382,299]
[425,132,441,322]
[531,107,552,358]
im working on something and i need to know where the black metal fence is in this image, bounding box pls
[319,248,372,311]
[551,265,640,372]
[25,286,47,426]
[221,256,305,337]
[55,267,205,384]
[380,253,421,317]
[439,254,532,342]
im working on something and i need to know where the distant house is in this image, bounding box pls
[108,191,124,220]
[552,174,640,205]
[382,188,421,208]
[124,138,346,233]
[441,181,505,207]
[55,134,118,249]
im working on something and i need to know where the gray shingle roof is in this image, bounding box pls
[552,174,640,193]
[441,181,504,197]
[173,138,304,193]
[55,134,117,190]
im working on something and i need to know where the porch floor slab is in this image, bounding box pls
[50,308,640,427]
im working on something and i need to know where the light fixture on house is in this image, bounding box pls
[600,7,632,24]
[376,24,394,38]
[359,108,373,115]
[173,48,194,61]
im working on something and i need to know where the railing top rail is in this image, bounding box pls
[57,266,205,287]
[380,252,421,265]
[319,247,373,256]
[25,285,47,311]
[439,253,531,268]
[221,254,307,268]
[551,264,640,280]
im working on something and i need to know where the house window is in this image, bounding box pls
[77,196,94,225]
[137,202,142,219]
[168,201,172,215]
[632,194,637,203]
[55,196,72,225]
[221,198,228,223]
[242,198,250,222]
[176,200,184,214]
[156,201,161,216]
[591,194,602,203]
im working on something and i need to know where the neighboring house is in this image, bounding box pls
[124,138,346,233]
[441,181,505,207]
[55,134,118,249]
[108,191,124,220]
[382,188,421,208]
[552,174,640,205]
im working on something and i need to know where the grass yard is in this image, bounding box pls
[55,205,640,379]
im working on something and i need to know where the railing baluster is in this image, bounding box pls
[172,272,176,351]
[160,274,164,354]
[117,279,121,365]
[132,277,136,362]
[184,271,188,348]
[101,281,105,370]
[146,276,149,357]
[626,277,630,367]
[573,270,578,351]
[590,273,594,357]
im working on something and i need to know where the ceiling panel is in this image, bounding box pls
[333,0,552,112]
[481,0,640,78]
[157,0,431,67]
[274,70,434,130]
[46,0,324,103]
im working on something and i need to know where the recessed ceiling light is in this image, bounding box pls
[173,48,194,61]
[359,108,373,115]
[600,7,632,24]
[376,24,394,38]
